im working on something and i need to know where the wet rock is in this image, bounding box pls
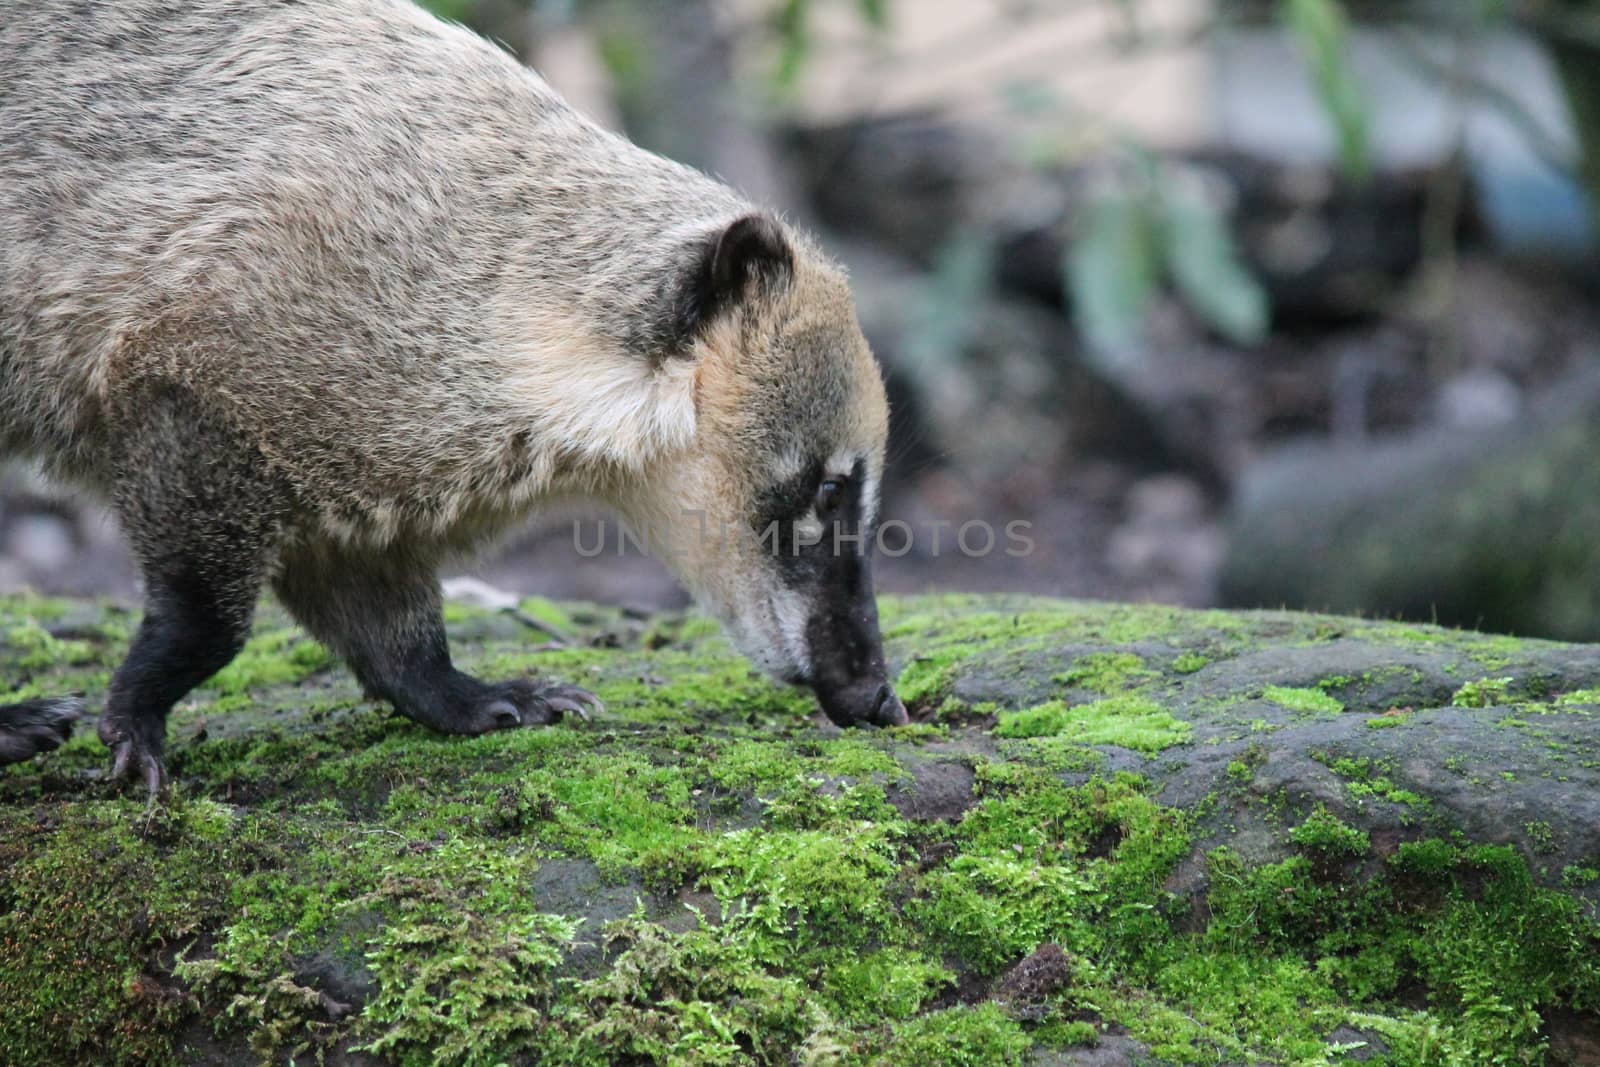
[1548,1008,1600,1066]
[885,751,976,822]
[1031,1033,1170,1066]
[7,515,75,571]
[5,593,1598,1065]
[1222,365,1600,642]
[1325,1024,1389,1062]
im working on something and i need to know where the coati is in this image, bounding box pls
[0,0,907,791]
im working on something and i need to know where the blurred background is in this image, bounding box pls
[8,0,1600,641]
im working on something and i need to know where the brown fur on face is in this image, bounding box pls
[613,252,890,682]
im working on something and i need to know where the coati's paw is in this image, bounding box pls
[0,696,85,765]
[470,680,603,731]
[97,712,168,794]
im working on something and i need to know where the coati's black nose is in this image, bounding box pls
[872,683,909,726]
[813,677,908,728]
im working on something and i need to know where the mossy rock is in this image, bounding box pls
[2,593,1599,1066]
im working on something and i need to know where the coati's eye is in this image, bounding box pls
[815,479,844,517]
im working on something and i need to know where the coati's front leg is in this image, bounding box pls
[273,544,599,734]
[99,390,289,791]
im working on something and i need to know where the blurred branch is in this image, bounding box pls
[1417,22,1473,378]
[1383,26,1576,174]
[1513,3,1600,50]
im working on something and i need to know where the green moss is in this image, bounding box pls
[0,593,72,621]
[1263,685,1344,715]
[0,798,251,1064]
[4,619,99,672]
[540,916,840,1066]
[1033,1019,1099,1047]
[1375,624,1530,670]
[1525,820,1557,855]
[877,1003,1030,1067]
[518,595,577,634]
[1316,755,1430,810]
[1052,651,1153,694]
[999,735,1107,773]
[203,626,333,695]
[3,593,1597,1067]
[894,653,966,710]
[1560,865,1599,888]
[1172,652,1210,674]
[880,596,1253,710]
[1165,838,1600,1064]
[1451,675,1515,708]
[916,773,1190,975]
[705,826,900,954]
[822,948,953,1023]
[993,696,1192,753]
[1290,805,1370,857]
[357,907,581,1065]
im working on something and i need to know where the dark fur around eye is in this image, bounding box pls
[816,479,843,517]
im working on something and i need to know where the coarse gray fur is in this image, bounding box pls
[0,0,902,789]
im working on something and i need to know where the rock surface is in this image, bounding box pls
[1222,368,1600,643]
[1,593,1597,1066]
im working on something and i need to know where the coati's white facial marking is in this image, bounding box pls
[771,446,812,485]
[772,586,811,674]
[825,449,877,530]
[793,512,824,545]
[755,586,812,683]
[693,570,810,685]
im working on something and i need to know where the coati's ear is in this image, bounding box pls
[668,214,793,353]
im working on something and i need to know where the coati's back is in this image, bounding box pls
[0,0,745,503]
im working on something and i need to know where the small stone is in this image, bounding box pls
[1435,369,1521,429]
[991,943,1073,1021]
[8,514,75,570]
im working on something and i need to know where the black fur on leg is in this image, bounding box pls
[97,385,290,792]
[0,696,84,765]
[274,542,600,735]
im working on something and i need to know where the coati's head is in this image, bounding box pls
[614,213,907,728]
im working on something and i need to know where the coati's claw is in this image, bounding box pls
[99,714,168,794]
[473,681,601,730]
[542,685,603,721]
[0,696,85,765]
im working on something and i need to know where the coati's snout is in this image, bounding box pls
[802,551,909,727]
[623,211,904,727]
[714,515,906,729]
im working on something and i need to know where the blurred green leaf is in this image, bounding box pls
[416,0,475,22]
[595,26,645,92]
[773,0,809,90]
[1107,0,1142,47]
[1066,189,1160,357]
[1282,0,1371,183]
[999,79,1061,119]
[908,232,993,368]
[1159,173,1270,346]
[857,0,888,30]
